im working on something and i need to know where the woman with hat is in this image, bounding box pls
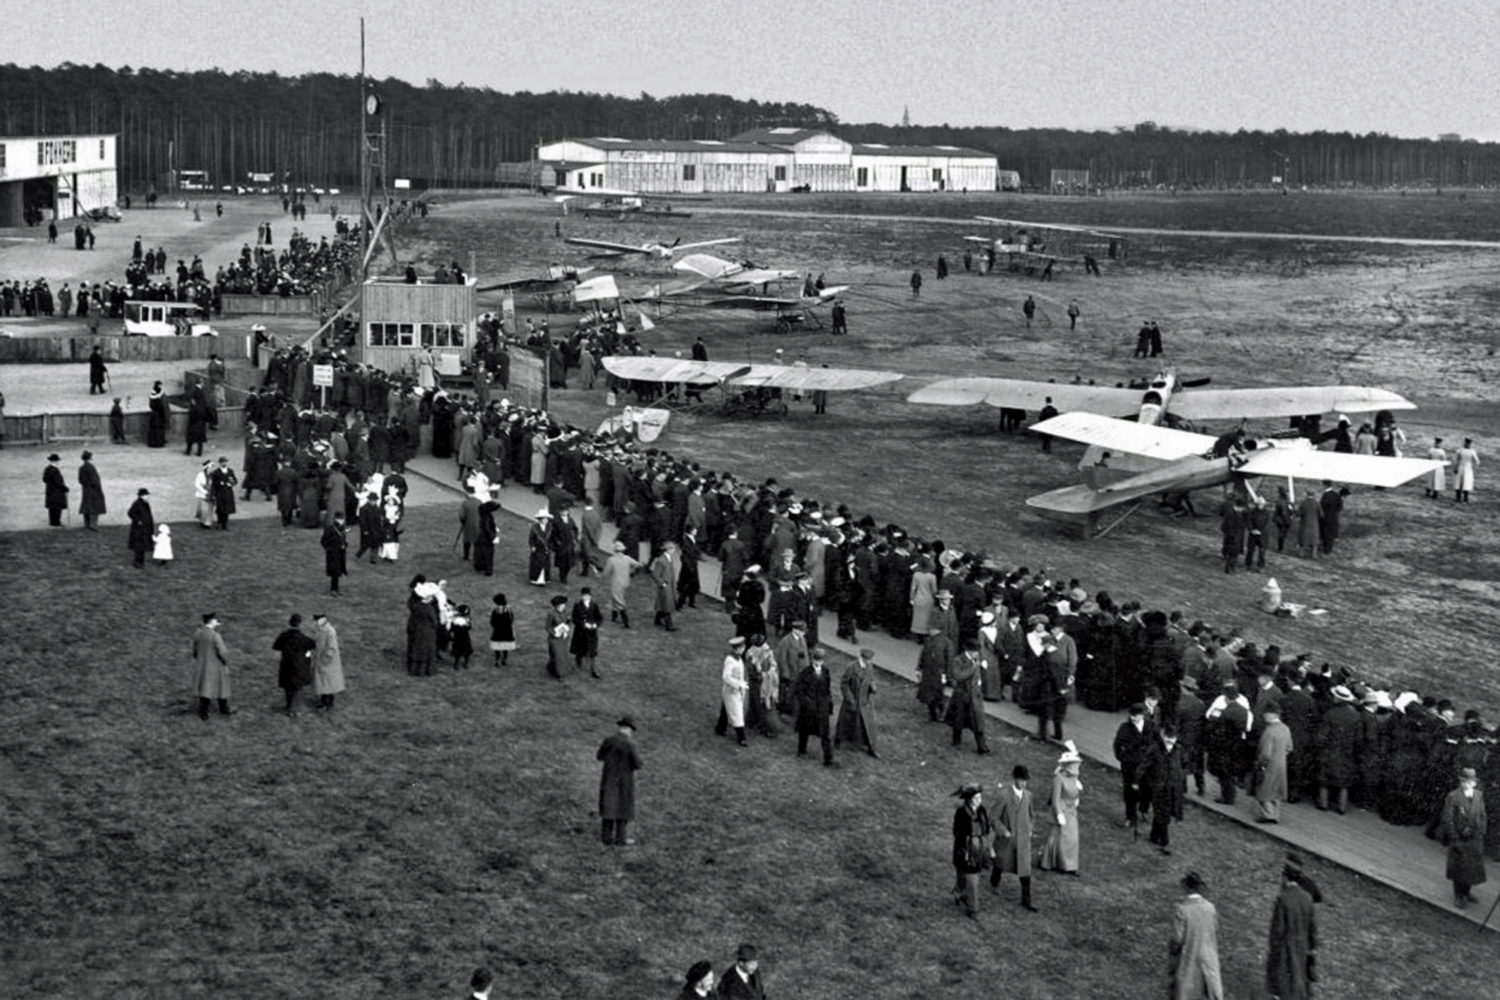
[146,380,169,448]
[744,634,778,737]
[1438,766,1488,908]
[1039,742,1084,875]
[678,960,716,1000]
[527,508,553,585]
[545,594,571,679]
[951,783,993,918]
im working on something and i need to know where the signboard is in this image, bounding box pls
[393,178,411,190]
[501,296,515,325]
[312,364,334,387]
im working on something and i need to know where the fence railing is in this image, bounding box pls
[2,406,245,446]
[0,333,249,363]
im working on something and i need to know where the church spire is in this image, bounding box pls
[901,104,910,128]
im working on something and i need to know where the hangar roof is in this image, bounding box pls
[851,142,995,159]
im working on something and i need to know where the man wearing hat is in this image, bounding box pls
[1437,767,1488,908]
[718,944,766,1000]
[792,646,835,766]
[773,620,809,715]
[946,638,991,755]
[930,588,959,649]
[1170,871,1223,1000]
[649,542,680,632]
[191,612,232,720]
[678,960,716,1000]
[1253,707,1292,823]
[717,636,750,746]
[989,765,1037,911]
[834,648,880,758]
[951,783,992,918]
[43,453,68,526]
[1316,685,1361,815]
[77,449,106,531]
[1265,863,1317,1000]
[1138,725,1186,856]
[600,541,642,629]
[127,488,155,568]
[1113,703,1156,831]
[596,716,641,846]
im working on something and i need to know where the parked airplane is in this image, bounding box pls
[477,263,596,311]
[563,235,741,260]
[642,253,850,331]
[602,356,900,417]
[555,192,709,220]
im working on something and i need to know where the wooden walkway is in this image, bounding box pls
[407,456,1498,931]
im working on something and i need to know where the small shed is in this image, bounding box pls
[358,276,476,376]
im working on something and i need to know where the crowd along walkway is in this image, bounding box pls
[406,453,1497,931]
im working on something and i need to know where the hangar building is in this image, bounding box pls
[0,134,118,227]
[536,128,1000,194]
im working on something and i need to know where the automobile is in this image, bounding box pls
[122,300,218,338]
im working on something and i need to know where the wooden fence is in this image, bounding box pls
[221,292,322,316]
[2,406,245,446]
[0,334,249,364]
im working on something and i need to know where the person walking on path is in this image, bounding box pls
[1038,742,1083,875]
[1022,295,1036,328]
[1265,863,1317,1000]
[989,764,1037,911]
[312,612,345,713]
[1454,437,1480,502]
[1170,871,1223,1000]
[87,346,108,395]
[1438,766,1488,908]
[127,488,154,568]
[1254,707,1292,824]
[570,587,604,678]
[834,647,880,758]
[43,453,68,526]
[272,614,315,717]
[321,511,349,595]
[77,450,106,530]
[951,783,992,919]
[191,612,232,720]
[1139,724,1186,855]
[597,716,641,846]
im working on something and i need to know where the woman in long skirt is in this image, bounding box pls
[1038,744,1083,875]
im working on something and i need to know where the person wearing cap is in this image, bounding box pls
[946,639,991,755]
[1438,766,1488,908]
[527,509,553,586]
[951,783,992,918]
[1170,871,1223,1000]
[126,487,155,568]
[600,541,643,629]
[312,612,345,712]
[191,612,232,720]
[77,450,106,531]
[793,646,835,765]
[717,943,766,1000]
[273,613,316,716]
[596,716,641,846]
[1453,436,1479,502]
[834,648,880,758]
[1039,743,1083,875]
[772,620,809,715]
[1138,725,1186,856]
[1316,684,1361,814]
[1265,863,1317,1000]
[717,636,750,746]
[989,764,1037,911]
[43,453,69,526]
[1252,707,1292,823]
[678,960,715,1000]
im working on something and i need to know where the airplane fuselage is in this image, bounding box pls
[1137,369,1177,426]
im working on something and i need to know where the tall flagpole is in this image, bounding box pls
[358,17,368,276]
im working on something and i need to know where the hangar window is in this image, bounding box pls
[0,143,5,169]
[367,322,415,347]
[682,164,696,182]
[932,168,943,182]
[856,167,868,187]
[773,166,787,182]
[99,139,106,159]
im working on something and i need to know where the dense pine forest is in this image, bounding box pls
[2,63,1497,191]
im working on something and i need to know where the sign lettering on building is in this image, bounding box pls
[37,139,77,167]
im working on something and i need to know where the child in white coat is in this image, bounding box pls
[152,524,174,567]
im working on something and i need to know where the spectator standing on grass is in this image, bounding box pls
[1169,871,1223,1000]
[1454,437,1479,502]
[1022,295,1036,327]
[321,511,349,595]
[597,716,641,847]
[1113,702,1155,832]
[465,967,494,1000]
[126,488,154,568]
[191,612,233,720]
[716,635,750,746]
[1265,864,1317,1000]
[1438,766,1487,909]
[489,593,516,667]
[77,450,105,531]
[570,587,604,678]
[1038,742,1083,874]
[1067,300,1080,330]
[951,782,992,919]
[312,613,345,713]
[272,614,315,717]
[1140,724,1186,856]
[988,764,1037,911]
[209,456,238,530]
[910,270,922,298]
[793,646,835,765]
[834,647,880,758]
[43,453,68,526]
[1425,437,1448,498]
[109,397,126,444]
[718,944,766,1000]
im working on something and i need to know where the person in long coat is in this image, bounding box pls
[1253,707,1293,823]
[321,511,349,594]
[127,488,154,567]
[1316,686,1362,813]
[77,451,106,530]
[1453,438,1479,502]
[988,765,1037,910]
[272,613,315,716]
[147,382,170,448]
[406,582,439,676]
[916,626,953,721]
[1294,492,1320,558]
[649,544,679,631]
[43,453,69,526]
[569,588,604,678]
[597,716,641,846]
[944,642,990,754]
[792,651,835,765]
[908,560,937,636]
[1017,614,1072,742]
[977,611,1005,701]
[191,612,232,719]
[719,637,750,746]
[312,613,345,712]
[1170,872,1224,1000]
[834,648,880,757]
[600,542,642,628]
[544,594,571,678]
[1038,746,1083,874]
[208,458,237,530]
[528,510,553,585]
[1438,767,1488,907]
[1139,727,1186,854]
[951,784,992,919]
[1265,867,1317,1000]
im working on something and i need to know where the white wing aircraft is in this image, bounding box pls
[602,355,900,417]
[563,235,741,260]
[639,253,850,332]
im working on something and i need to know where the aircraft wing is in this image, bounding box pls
[1237,448,1442,488]
[906,378,1142,414]
[572,275,620,304]
[674,253,739,280]
[1029,412,1218,460]
[564,237,648,256]
[601,357,901,391]
[675,237,741,253]
[1170,386,1416,420]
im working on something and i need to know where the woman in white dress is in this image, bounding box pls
[1038,742,1083,875]
[908,557,937,637]
[1425,437,1448,499]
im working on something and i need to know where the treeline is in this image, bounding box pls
[2,63,1496,191]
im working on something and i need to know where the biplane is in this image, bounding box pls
[555,192,709,220]
[477,263,596,311]
[563,235,741,260]
[641,253,851,332]
[908,369,1434,535]
[965,215,1128,274]
[601,356,901,418]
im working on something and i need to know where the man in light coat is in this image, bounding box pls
[989,764,1037,911]
[192,612,232,720]
[717,636,750,746]
[1170,871,1223,1000]
[1254,707,1293,823]
[312,612,345,713]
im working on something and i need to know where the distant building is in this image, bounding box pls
[1437,133,1463,143]
[534,129,1000,194]
[0,133,117,226]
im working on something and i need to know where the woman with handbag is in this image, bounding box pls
[951,783,993,919]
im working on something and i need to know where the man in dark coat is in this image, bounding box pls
[1318,480,1344,555]
[1018,614,1073,742]
[1316,685,1362,814]
[1138,725,1186,855]
[793,647,835,765]
[916,625,953,722]
[43,453,69,526]
[208,457,238,530]
[1438,767,1488,908]
[1265,865,1317,1000]
[321,511,349,594]
[570,588,604,678]
[597,716,641,846]
[718,944,767,1000]
[88,346,108,395]
[77,450,106,530]
[272,613,316,716]
[945,640,990,754]
[126,488,154,567]
[1113,703,1157,830]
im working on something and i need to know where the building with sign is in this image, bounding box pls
[0,134,118,227]
[535,129,999,194]
[358,275,476,375]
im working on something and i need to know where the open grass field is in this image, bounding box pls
[2,504,1495,1000]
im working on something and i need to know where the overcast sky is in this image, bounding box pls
[20,0,1500,141]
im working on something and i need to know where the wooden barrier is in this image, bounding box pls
[221,292,322,317]
[0,334,248,364]
[1,406,245,445]
[0,337,72,363]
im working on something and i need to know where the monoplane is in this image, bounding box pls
[477,263,596,311]
[555,192,707,220]
[601,355,900,417]
[563,235,741,260]
[965,215,1128,274]
[643,253,850,332]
